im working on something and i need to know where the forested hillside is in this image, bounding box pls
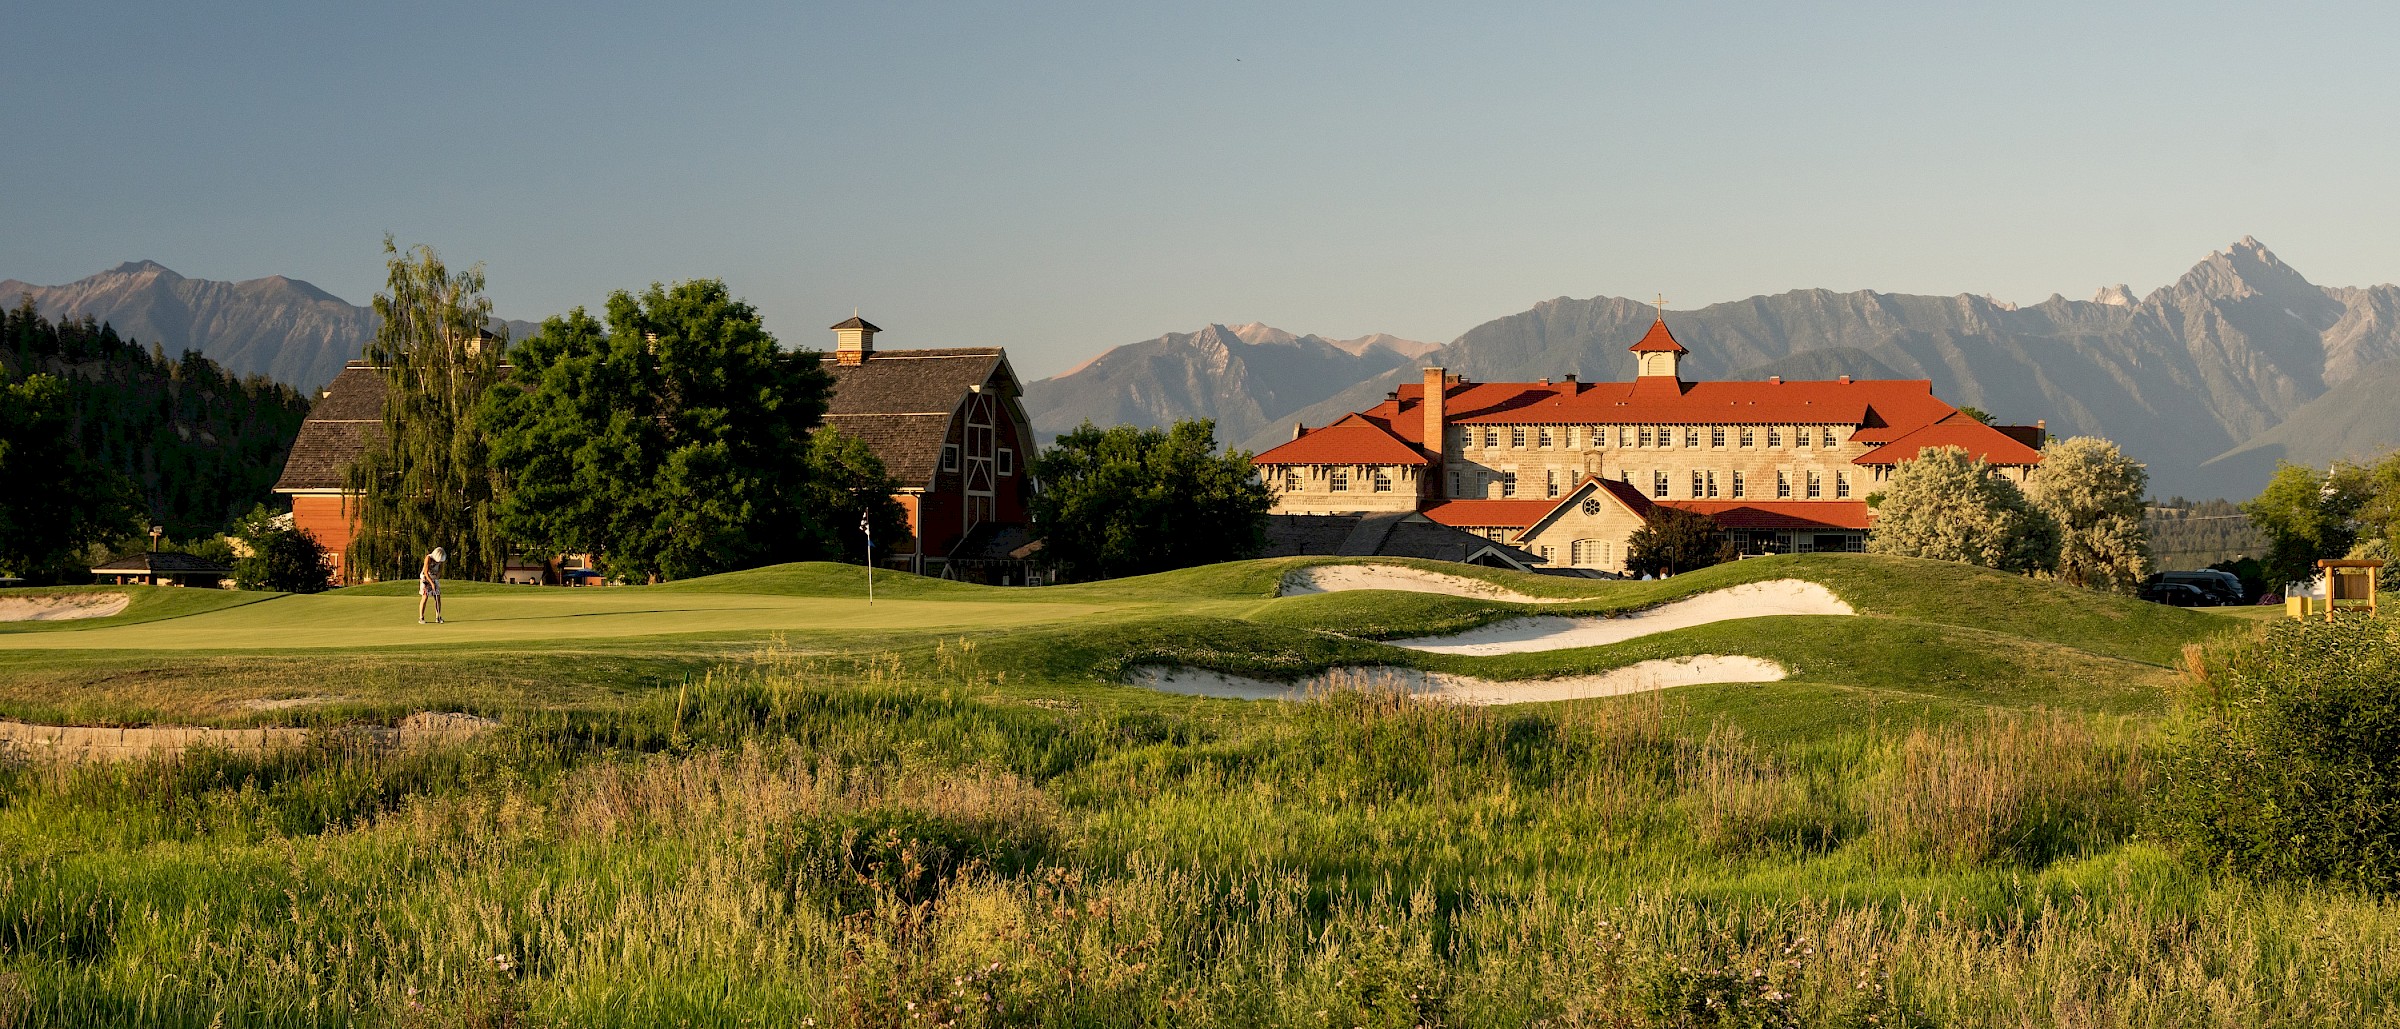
[2,298,309,538]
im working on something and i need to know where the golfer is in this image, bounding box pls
[418,547,445,624]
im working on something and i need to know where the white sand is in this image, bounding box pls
[0,593,130,622]
[1390,579,1853,655]
[1129,656,1787,706]
[1280,565,1583,604]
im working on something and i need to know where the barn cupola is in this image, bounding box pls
[832,315,881,366]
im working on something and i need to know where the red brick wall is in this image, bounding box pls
[290,494,362,583]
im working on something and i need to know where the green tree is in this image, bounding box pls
[232,522,335,594]
[1030,420,1271,580]
[1624,507,1733,577]
[0,370,143,581]
[1954,406,1994,425]
[797,428,912,564]
[345,240,508,582]
[2160,617,2400,892]
[2242,461,2372,588]
[481,281,834,582]
[2026,436,2151,593]
[1867,446,2057,573]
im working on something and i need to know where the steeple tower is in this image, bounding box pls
[1628,313,1688,383]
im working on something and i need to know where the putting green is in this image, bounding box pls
[0,588,1109,651]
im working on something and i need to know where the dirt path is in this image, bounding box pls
[0,712,498,762]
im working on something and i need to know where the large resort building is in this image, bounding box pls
[1251,318,2044,574]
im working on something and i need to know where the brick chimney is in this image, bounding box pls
[1422,367,1448,459]
[831,315,880,366]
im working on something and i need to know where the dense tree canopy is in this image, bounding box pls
[2243,460,2374,587]
[2027,436,2151,593]
[796,428,912,565]
[1867,446,2057,573]
[2,298,309,540]
[1625,507,1733,577]
[346,240,509,582]
[0,369,143,581]
[481,280,835,582]
[228,507,334,594]
[1029,420,1270,580]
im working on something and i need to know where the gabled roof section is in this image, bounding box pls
[1252,413,1428,466]
[1520,475,1657,541]
[1628,319,1689,354]
[274,362,387,492]
[830,315,882,332]
[1853,412,2043,466]
[91,550,232,575]
[820,347,1008,415]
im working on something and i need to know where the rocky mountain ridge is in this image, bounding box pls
[1,261,539,391]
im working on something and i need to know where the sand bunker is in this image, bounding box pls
[0,593,130,622]
[0,711,499,763]
[1130,656,1786,706]
[1281,565,1584,604]
[1391,579,1853,655]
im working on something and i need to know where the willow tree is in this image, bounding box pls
[344,239,508,581]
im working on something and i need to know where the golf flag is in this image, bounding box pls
[860,513,872,549]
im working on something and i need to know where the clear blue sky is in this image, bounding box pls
[6,1,2397,378]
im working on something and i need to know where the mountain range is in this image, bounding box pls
[12,240,2399,497]
[1026,238,2400,498]
[0,261,537,391]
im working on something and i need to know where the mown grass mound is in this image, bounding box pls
[0,584,280,634]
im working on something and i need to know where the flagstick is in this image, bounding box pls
[862,513,874,606]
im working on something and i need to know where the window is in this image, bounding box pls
[1638,427,1653,448]
[1372,468,1393,493]
[1740,427,1755,448]
[1449,470,1461,497]
[1501,470,1517,498]
[1653,470,1669,499]
[1835,471,1850,499]
[1330,468,1349,492]
[1711,427,1726,448]
[1284,469,1301,492]
[1483,428,1499,448]
[1705,471,1719,498]
[1822,427,1838,448]
[1545,468,1559,498]
[1776,470,1792,499]
[1538,427,1553,448]
[1766,428,1782,448]
[941,444,960,472]
[1510,427,1527,448]
[998,447,1015,476]
[1691,470,1704,498]
[1540,545,1555,564]
[1806,471,1822,499]
[1731,470,1746,499]
[1619,426,1633,447]
[1685,428,1701,448]
[1796,427,1811,448]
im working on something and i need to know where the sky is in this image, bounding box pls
[6,1,2400,379]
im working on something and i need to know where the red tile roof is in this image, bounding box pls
[1251,413,1428,466]
[1661,501,1874,531]
[1628,319,1688,354]
[1420,499,1563,528]
[1853,413,2042,466]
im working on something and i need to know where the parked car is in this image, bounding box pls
[2139,581,2214,607]
[2144,570,2244,606]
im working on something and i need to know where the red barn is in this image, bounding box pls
[272,318,1038,584]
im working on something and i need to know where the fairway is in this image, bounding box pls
[0,588,1109,651]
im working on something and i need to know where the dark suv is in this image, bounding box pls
[2144,570,2244,606]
